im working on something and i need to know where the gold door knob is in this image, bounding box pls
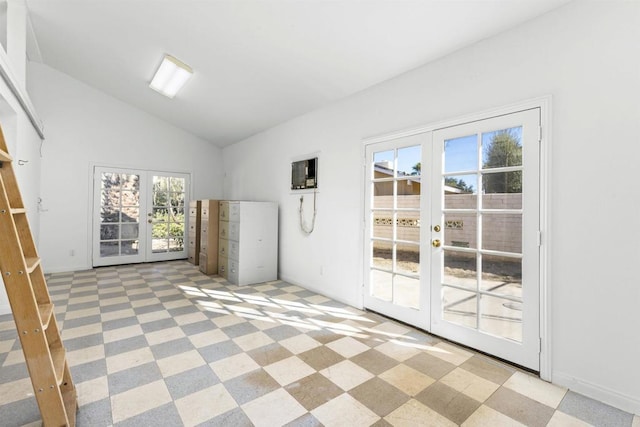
[148,219,153,224]
[432,239,441,248]
[433,225,441,232]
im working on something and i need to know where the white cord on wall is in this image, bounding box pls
[299,190,317,234]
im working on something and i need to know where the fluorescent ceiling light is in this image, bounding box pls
[149,54,193,98]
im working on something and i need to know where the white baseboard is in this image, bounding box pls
[42,265,92,274]
[553,371,640,415]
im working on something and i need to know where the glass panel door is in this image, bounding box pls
[363,108,541,370]
[93,168,145,266]
[147,173,188,262]
[364,133,429,329]
[93,167,190,267]
[431,109,540,370]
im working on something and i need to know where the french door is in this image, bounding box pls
[92,167,190,267]
[364,108,541,370]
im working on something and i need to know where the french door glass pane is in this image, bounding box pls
[372,211,393,239]
[371,269,393,301]
[398,146,421,177]
[373,150,395,174]
[99,172,141,257]
[396,242,420,275]
[444,134,477,172]
[443,250,476,290]
[151,175,186,254]
[394,275,419,309]
[443,212,476,249]
[480,294,522,342]
[481,127,523,168]
[480,255,522,296]
[372,240,392,271]
[440,121,528,344]
[370,144,421,309]
[443,286,477,329]
[481,214,522,253]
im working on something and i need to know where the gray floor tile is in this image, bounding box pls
[104,335,149,357]
[203,407,254,427]
[198,340,242,363]
[114,402,182,427]
[164,364,220,400]
[558,390,634,427]
[77,397,113,427]
[100,302,133,313]
[65,333,104,351]
[151,337,195,360]
[108,361,162,395]
[71,358,108,383]
[180,319,217,336]
[0,397,41,427]
[133,303,166,315]
[62,314,103,329]
[0,360,29,383]
[102,316,139,332]
[221,321,259,338]
[167,304,201,317]
[284,412,324,427]
[263,324,304,341]
[140,317,178,333]
[223,368,280,405]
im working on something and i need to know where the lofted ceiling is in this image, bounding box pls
[24,0,570,147]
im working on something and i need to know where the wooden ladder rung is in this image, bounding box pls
[25,257,41,273]
[38,303,54,329]
[50,346,66,385]
[0,148,12,162]
[10,207,26,214]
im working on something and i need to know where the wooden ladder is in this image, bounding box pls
[0,128,77,426]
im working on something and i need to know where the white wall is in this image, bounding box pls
[223,1,640,414]
[27,62,224,273]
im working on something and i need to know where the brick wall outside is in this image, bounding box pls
[372,193,522,255]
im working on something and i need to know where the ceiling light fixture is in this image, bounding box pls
[149,54,193,99]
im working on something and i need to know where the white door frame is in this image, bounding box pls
[362,96,551,379]
[91,165,192,267]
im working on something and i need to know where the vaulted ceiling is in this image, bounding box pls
[24,0,570,147]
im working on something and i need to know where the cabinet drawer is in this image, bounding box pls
[218,255,228,279]
[228,240,239,260]
[219,238,229,258]
[229,202,240,222]
[187,249,198,265]
[188,236,198,250]
[219,221,229,240]
[229,221,240,241]
[188,222,198,234]
[201,206,209,219]
[228,258,239,284]
[219,201,229,221]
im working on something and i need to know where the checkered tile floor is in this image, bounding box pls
[1,261,638,426]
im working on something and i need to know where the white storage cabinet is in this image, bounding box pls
[218,201,278,286]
